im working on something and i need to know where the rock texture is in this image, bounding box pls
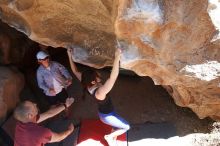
[0,0,220,120]
[115,0,220,121]
[0,0,118,67]
[0,66,24,121]
[0,21,36,66]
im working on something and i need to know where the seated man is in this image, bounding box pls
[36,50,72,106]
[14,98,74,146]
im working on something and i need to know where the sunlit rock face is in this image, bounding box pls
[0,67,24,121]
[0,0,117,68]
[0,0,220,120]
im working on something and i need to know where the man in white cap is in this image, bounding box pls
[36,50,72,106]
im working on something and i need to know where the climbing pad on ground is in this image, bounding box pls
[77,119,127,146]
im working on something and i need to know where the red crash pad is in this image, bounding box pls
[77,119,127,146]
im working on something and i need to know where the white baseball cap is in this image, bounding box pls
[36,51,49,60]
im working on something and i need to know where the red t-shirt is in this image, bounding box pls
[14,121,52,146]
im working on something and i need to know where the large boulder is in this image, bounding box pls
[0,21,36,66]
[0,0,117,67]
[0,66,24,121]
[0,0,220,120]
[115,0,220,121]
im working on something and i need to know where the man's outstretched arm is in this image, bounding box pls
[37,98,74,123]
[49,123,74,143]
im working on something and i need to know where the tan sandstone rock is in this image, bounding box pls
[0,21,36,65]
[0,0,220,121]
[115,0,220,120]
[0,66,24,121]
[0,0,118,67]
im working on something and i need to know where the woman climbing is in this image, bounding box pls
[67,47,130,145]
